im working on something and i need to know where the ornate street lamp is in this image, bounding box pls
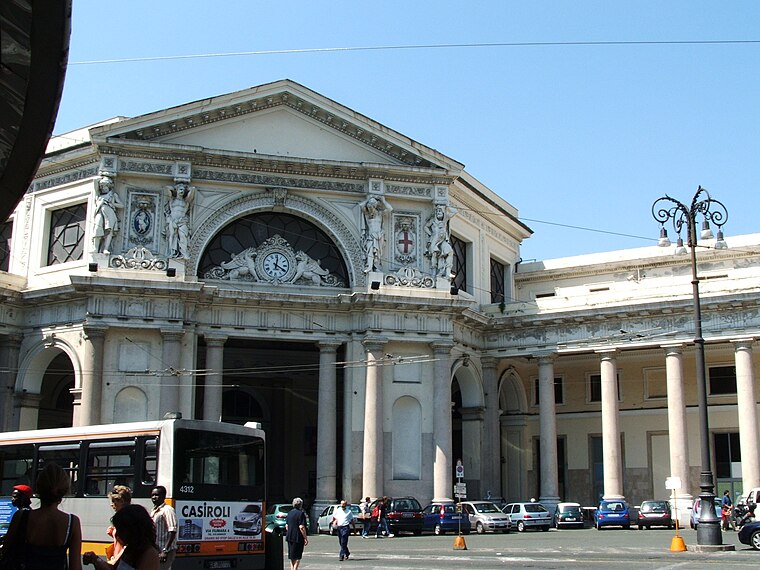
[652,186,728,546]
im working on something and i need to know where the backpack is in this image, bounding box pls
[371,504,380,518]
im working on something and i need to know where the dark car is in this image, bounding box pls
[422,502,470,535]
[738,519,760,550]
[369,497,424,536]
[594,500,630,530]
[637,500,673,529]
[554,502,584,529]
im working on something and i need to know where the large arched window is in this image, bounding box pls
[198,212,349,285]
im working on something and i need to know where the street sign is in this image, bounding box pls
[455,482,467,498]
[455,459,464,479]
[665,476,682,490]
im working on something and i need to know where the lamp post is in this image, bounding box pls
[652,186,728,546]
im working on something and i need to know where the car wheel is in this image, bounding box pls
[624,525,631,530]
[750,530,760,550]
[541,526,550,532]
[434,524,443,536]
[476,522,485,534]
[690,520,695,530]
[517,521,526,533]
[501,528,509,533]
[413,529,422,536]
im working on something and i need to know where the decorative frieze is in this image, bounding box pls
[32,166,99,192]
[110,247,167,271]
[386,184,431,198]
[193,168,364,193]
[119,160,173,175]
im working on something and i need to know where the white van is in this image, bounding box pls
[743,487,760,505]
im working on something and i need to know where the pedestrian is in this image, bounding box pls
[1,462,83,569]
[106,485,132,562]
[150,486,177,569]
[83,503,160,570]
[331,500,355,561]
[375,497,392,538]
[285,497,308,570]
[10,484,33,511]
[721,490,734,530]
[359,496,372,538]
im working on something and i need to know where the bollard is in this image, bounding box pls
[453,533,467,550]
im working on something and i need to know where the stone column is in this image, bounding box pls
[80,326,107,426]
[362,338,386,499]
[733,339,760,491]
[159,329,184,418]
[663,344,691,520]
[316,341,341,504]
[599,350,624,500]
[481,356,500,498]
[0,335,22,431]
[203,335,227,421]
[432,341,454,502]
[538,354,560,510]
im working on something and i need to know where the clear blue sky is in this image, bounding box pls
[54,0,760,261]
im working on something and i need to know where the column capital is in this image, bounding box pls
[661,343,686,354]
[318,340,343,352]
[83,325,108,340]
[204,334,227,347]
[160,328,186,342]
[362,336,388,351]
[730,337,757,349]
[430,340,455,355]
[459,406,485,421]
[535,352,556,364]
[480,355,499,369]
[0,334,23,349]
[596,348,619,360]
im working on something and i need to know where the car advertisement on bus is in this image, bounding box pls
[176,501,263,542]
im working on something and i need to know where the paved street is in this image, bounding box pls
[278,527,758,569]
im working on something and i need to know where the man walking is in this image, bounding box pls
[359,496,372,537]
[151,486,177,569]
[331,500,355,561]
[285,497,308,570]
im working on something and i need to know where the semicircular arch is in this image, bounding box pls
[188,191,364,286]
[16,337,82,395]
[498,367,528,415]
[452,360,484,408]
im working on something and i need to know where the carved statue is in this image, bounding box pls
[220,248,258,280]
[425,204,457,276]
[92,174,123,254]
[164,181,195,259]
[359,194,393,273]
[292,251,330,286]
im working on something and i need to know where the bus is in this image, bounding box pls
[0,418,266,569]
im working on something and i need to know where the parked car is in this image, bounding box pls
[461,501,511,534]
[316,503,362,535]
[554,502,584,529]
[594,500,630,530]
[637,500,673,529]
[421,502,470,535]
[503,502,552,532]
[265,503,310,534]
[738,519,760,550]
[690,497,722,529]
[368,497,424,535]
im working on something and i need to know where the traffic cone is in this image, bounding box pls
[453,534,467,550]
[670,535,687,552]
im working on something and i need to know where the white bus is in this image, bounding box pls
[0,418,267,569]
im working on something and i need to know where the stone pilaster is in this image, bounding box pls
[203,334,227,421]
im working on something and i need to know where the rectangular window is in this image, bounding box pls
[714,432,741,479]
[589,373,620,402]
[644,367,667,399]
[85,441,137,496]
[450,234,467,293]
[533,377,564,406]
[490,258,505,304]
[47,204,86,265]
[0,221,12,271]
[709,365,737,395]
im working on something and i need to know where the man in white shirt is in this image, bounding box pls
[330,500,355,561]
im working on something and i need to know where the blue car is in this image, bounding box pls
[738,519,760,550]
[594,500,630,530]
[422,502,470,535]
[689,497,721,529]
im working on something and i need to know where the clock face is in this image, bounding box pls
[262,252,290,278]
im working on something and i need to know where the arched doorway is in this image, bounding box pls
[37,352,74,429]
[452,363,484,499]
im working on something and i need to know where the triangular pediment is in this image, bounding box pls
[90,79,462,173]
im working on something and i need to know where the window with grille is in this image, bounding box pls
[0,221,12,271]
[450,234,467,292]
[490,258,505,304]
[47,204,86,265]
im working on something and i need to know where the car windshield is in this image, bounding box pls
[525,504,548,513]
[600,501,625,511]
[474,502,501,513]
[641,502,668,512]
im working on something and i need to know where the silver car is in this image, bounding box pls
[460,501,511,533]
[503,502,552,532]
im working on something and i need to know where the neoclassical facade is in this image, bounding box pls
[0,80,758,523]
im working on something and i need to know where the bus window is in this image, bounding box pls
[0,444,35,495]
[174,429,264,501]
[85,440,136,496]
[141,437,158,487]
[37,444,80,496]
